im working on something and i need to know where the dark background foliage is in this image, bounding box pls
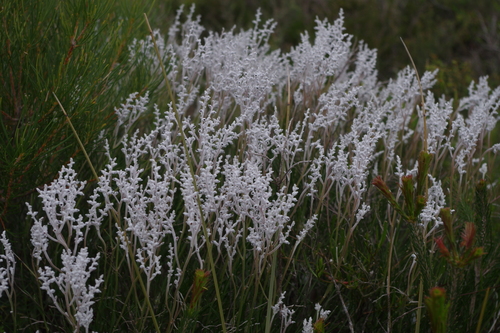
[154,0,500,97]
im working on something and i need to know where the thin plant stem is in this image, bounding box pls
[387,210,396,333]
[286,66,291,130]
[53,92,111,260]
[335,280,354,333]
[400,38,430,333]
[415,278,424,333]
[476,288,491,333]
[400,38,427,153]
[264,249,278,333]
[53,92,99,182]
[110,203,160,331]
[125,233,161,332]
[236,218,249,329]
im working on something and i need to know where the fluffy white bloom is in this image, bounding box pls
[195,9,285,121]
[479,162,488,179]
[379,67,438,162]
[313,81,360,132]
[349,41,379,98]
[424,91,454,155]
[128,27,177,81]
[28,160,89,256]
[38,248,103,332]
[486,143,500,154]
[180,165,205,267]
[28,160,104,331]
[420,175,447,237]
[454,77,500,175]
[28,205,48,263]
[356,203,371,224]
[114,91,150,137]
[0,231,15,299]
[22,6,500,329]
[109,105,181,287]
[272,292,296,331]
[289,10,352,97]
[296,215,317,244]
[302,318,314,333]
[315,303,331,320]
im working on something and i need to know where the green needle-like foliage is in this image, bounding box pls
[0,0,154,229]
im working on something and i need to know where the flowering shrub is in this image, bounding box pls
[1,5,500,332]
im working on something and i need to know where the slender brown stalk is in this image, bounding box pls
[400,38,427,153]
[53,92,99,181]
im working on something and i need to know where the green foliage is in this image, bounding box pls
[0,0,155,229]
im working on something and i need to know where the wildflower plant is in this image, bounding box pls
[435,208,486,268]
[0,230,15,323]
[27,160,104,332]
[425,287,450,333]
[1,4,500,333]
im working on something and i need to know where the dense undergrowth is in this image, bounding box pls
[1,2,500,332]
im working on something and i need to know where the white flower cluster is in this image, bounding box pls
[38,248,103,332]
[0,231,15,300]
[420,175,447,237]
[302,303,331,333]
[454,77,500,176]
[27,160,103,332]
[272,291,296,332]
[114,91,150,137]
[20,6,500,330]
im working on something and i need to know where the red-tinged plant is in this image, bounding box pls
[439,208,455,246]
[372,150,433,224]
[189,269,211,310]
[434,211,486,268]
[372,176,399,208]
[460,221,476,249]
[372,175,406,219]
[425,287,450,333]
[435,237,451,259]
[313,318,325,333]
[416,150,432,197]
[401,175,416,218]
